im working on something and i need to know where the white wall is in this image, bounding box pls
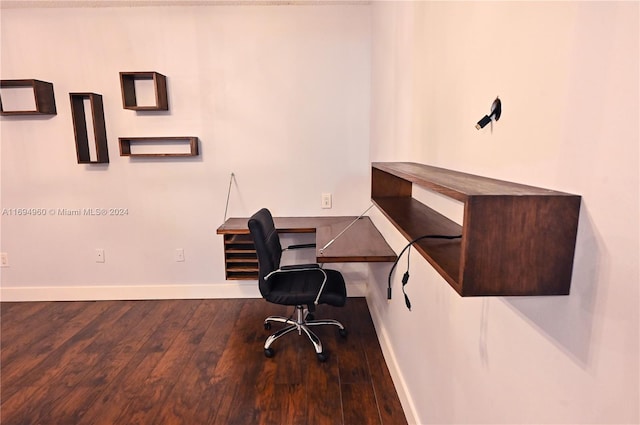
[0,3,371,300]
[368,2,638,424]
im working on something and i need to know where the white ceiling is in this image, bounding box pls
[0,0,369,8]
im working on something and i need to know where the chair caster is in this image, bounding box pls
[264,322,271,330]
[306,313,315,321]
[339,328,348,338]
[317,351,328,362]
[264,348,275,358]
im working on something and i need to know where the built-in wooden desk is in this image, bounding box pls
[217,216,397,280]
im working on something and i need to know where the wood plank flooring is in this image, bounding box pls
[0,298,408,425]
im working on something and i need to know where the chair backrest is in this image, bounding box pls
[248,208,282,297]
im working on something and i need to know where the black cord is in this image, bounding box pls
[387,234,462,310]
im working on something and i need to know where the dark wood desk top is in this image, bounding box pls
[315,217,397,263]
[217,216,350,234]
[217,216,397,263]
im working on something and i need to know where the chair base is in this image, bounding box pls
[264,305,346,361]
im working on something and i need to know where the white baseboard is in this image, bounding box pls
[0,282,260,301]
[366,291,419,425]
[0,280,368,302]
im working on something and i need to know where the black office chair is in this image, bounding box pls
[248,208,347,362]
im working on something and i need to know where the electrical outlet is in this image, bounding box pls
[175,248,185,262]
[1,252,9,267]
[321,193,332,209]
[95,248,105,263]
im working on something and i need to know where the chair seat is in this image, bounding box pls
[265,268,346,307]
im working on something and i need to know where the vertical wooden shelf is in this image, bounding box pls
[118,137,199,157]
[119,72,168,111]
[69,93,109,164]
[0,79,56,115]
[372,162,581,296]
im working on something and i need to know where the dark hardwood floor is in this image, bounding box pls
[0,297,407,425]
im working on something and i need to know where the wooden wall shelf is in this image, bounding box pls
[69,93,109,164]
[119,72,168,111]
[0,79,56,115]
[372,162,581,296]
[119,137,199,157]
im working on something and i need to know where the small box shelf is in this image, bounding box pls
[0,79,57,115]
[119,72,168,111]
[118,137,199,157]
[69,93,109,164]
[372,162,581,296]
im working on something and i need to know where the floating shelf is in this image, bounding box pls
[119,72,168,111]
[372,162,581,296]
[0,79,57,115]
[69,93,109,164]
[119,137,199,157]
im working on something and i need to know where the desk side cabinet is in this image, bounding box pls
[222,234,259,280]
[372,162,581,296]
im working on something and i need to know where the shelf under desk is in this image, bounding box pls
[217,216,397,280]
